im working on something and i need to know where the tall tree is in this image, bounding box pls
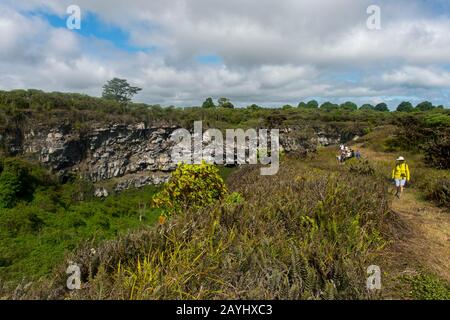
[202,97,216,108]
[340,101,358,111]
[218,97,234,109]
[102,78,142,104]
[416,101,434,111]
[359,104,375,111]
[374,102,389,112]
[397,101,414,112]
[320,101,339,111]
[247,104,262,110]
[306,100,319,109]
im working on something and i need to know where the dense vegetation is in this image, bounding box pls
[0,157,162,286]
[0,90,448,132]
[31,158,391,299]
[153,161,229,217]
[0,89,448,299]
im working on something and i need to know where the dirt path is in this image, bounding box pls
[351,144,450,295]
[389,191,450,281]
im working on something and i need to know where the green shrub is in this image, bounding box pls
[347,159,375,176]
[152,161,228,216]
[224,192,245,206]
[0,158,31,208]
[408,274,450,300]
[424,133,450,169]
[424,113,450,127]
[426,178,450,209]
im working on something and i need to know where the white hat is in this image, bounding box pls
[396,156,405,161]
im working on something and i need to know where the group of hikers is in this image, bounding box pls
[337,144,410,199]
[337,144,361,163]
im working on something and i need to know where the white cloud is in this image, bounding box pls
[382,66,450,88]
[0,0,449,108]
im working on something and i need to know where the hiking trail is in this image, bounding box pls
[313,143,449,297]
[354,144,450,297]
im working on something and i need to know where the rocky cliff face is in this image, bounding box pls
[18,123,178,192]
[2,122,357,194]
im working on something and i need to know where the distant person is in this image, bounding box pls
[392,156,410,199]
[337,144,345,163]
[355,150,361,160]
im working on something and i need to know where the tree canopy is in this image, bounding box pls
[102,78,142,104]
[360,104,375,111]
[374,103,389,112]
[416,101,434,112]
[397,101,414,112]
[202,97,216,109]
[340,101,358,111]
[218,97,235,109]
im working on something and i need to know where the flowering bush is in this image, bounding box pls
[152,161,228,216]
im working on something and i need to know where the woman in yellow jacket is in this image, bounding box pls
[392,156,410,198]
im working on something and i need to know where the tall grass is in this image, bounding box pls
[35,159,391,300]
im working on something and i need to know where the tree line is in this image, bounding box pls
[201,97,446,112]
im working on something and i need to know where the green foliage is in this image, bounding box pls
[397,101,414,112]
[408,274,450,300]
[202,97,216,109]
[347,159,375,176]
[299,100,319,109]
[58,160,389,300]
[247,104,262,110]
[0,159,161,285]
[102,78,142,104]
[153,161,228,216]
[424,133,450,169]
[424,113,450,127]
[425,178,450,209]
[416,101,434,112]
[0,158,55,208]
[340,101,358,111]
[0,158,30,208]
[224,192,245,206]
[360,104,375,111]
[307,100,319,109]
[1,90,448,149]
[217,97,234,109]
[374,103,389,112]
[320,101,339,111]
[387,111,450,168]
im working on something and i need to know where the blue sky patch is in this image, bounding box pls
[196,54,223,65]
[30,10,151,53]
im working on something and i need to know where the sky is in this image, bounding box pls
[0,0,450,109]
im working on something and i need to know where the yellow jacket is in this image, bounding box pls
[392,163,410,181]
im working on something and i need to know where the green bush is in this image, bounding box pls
[0,158,55,208]
[347,159,375,176]
[424,134,450,169]
[427,179,450,209]
[0,157,163,286]
[153,161,228,216]
[0,158,31,208]
[224,192,245,206]
[408,274,450,300]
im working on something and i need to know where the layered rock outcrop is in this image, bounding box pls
[1,122,361,194]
